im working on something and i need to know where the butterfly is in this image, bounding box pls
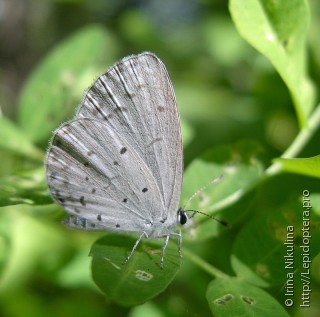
[45,52,186,267]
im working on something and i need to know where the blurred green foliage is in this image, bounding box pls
[1,0,320,316]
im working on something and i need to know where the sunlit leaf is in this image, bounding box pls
[230,0,315,126]
[181,140,263,240]
[274,155,320,178]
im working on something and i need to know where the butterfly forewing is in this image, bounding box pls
[77,53,183,221]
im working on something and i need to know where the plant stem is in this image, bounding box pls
[183,247,229,279]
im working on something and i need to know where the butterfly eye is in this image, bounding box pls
[178,209,188,225]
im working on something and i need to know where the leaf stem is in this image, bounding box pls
[183,247,229,279]
[265,104,320,175]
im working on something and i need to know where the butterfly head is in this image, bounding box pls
[177,208,188,225]
[177,208,230,228]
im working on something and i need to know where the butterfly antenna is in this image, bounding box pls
[186,209,231,228]
[183,175,224,210]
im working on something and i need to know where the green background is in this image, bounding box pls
[1,0,320,316]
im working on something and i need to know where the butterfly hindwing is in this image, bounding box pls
[46,118,165,233]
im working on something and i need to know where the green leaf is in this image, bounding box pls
[206,277,290,317]
[231,198,320,287]
[18,25,120,145]
[181,140,264,240]
[0,117,43,161]
[274,155,320,178]
[0,167,50,206]
[229,0,315,126]
[90,234,181,306]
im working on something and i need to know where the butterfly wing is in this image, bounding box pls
[46,118,165,233]
[76,53,183,222]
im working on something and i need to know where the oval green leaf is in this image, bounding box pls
[90,234,181,306]
[206,277,290,317]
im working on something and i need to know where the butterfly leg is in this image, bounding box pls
[161,235,170,268]
[169,230,183,258]
[160,231,183,268]
[177,229,182,258]
[123,231,148,265]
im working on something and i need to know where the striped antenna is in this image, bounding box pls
[182,175,230,228]
[183,175,224,209]
[186,209,231,228]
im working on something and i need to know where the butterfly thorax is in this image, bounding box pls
[144,208,187,238]
[143,219,177,238]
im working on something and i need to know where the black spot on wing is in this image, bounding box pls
[80,196,86,206]
[57,197,65,203]
[53,138,62,147]
[120,147,127,154]
[49,172,58,180]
